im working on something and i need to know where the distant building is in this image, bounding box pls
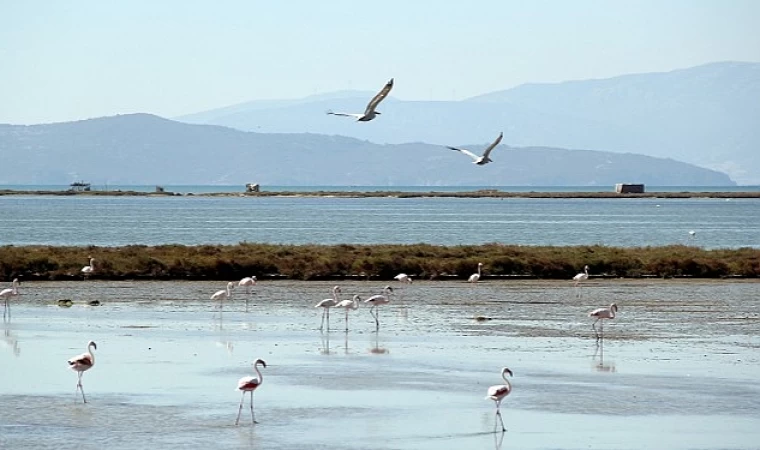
[69,181,91,192]
[615,183,645,194]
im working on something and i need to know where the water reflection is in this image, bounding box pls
[592,341,616,373]
[493,426,506,449]
[2,321,20,356]
[369,332,389,355]
[319,332,331,355]
[214,311,234,355]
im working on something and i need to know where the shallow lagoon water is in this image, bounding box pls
[2,279,759,449]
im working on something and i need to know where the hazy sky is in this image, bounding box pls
[2,0,759,124]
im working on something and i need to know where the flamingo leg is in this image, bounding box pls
[496,410,506,432]
[76,372,87,403]
[326,308,330,332]
[250,391,257,424]
[599,319,604,342]
[235,391,245,425]
[345,309,349,332]
[592,318,600,340]
[319,309,326,332]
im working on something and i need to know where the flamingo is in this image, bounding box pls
[335,294,360,332]
[238,276,257,310]
[468,263,483,283]
[81,257,95,278]
[235,359,267,425]
[589,303,618,341]
[447,132,503,165]
[1,278,20,320]
[573,265,589,287]
[238,276,257,294]
[485,367,513,432]
[365,286,393,330]
[326,78,394,122]
[68,340,97,403]
[394,273,412,283]
[211,282,235,310]
[315,286,342,332]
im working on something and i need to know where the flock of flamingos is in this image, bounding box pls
[1,257,619,432]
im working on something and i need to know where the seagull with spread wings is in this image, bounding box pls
[326,78,394,122]
[447,132,503,165]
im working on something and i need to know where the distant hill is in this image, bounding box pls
[0,114,734,187]
[176,61,760,184]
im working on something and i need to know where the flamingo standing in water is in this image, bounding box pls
[81,257,95,279]
[235,359,267,425]
[573,265,589,286]
[335,294,360,332]
[211,282,235,310]
[394,273,412,283]
[468,263,483,283]
[68,340,97,403]
[485,367,513,432]
[365,286,393,330]
[1,278,20,320]
[589,303,618,341]
[238,276,257,310]
[315,286,342,332]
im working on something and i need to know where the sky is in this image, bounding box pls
[1,0,759,124]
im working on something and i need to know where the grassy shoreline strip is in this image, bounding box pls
[1,189,760,199]
[1,243,758,281]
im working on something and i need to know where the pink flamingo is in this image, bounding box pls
[589,303,618,341]
[485,367,513,432]
[238,276,257,294]
[235,359,267,425]
[335,294,360,332]
[315,286,341,332]
[394,273,412,283]
[364,286,393,330]
[468,263,483,283]
[68,340,97,403]
[211,282,235,310]
[1,278,20,320]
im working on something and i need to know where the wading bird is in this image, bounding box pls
[68,340,97,403]
[211,282,235,309]
[1,278,20,320]
[573,265,589,287]
[485,367,513,433]
[335,294,360,332]
[447,132,503,165]
[315,286,342,332]
[365,286,393,330]
[235,359,267,425]
[81,257,95,278]
[238,276,257,310]
[326,78,394,122]
[589,303,618,341]
[238,276,257,294]
[468,263,483,283]
[394,273,412,283]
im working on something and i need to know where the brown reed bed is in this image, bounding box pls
[1,243,758,281]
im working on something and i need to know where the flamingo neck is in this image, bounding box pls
[254,362,264,382]
[88,344,95,362]
[502,372,512,390]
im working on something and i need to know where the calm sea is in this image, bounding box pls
[2,186,759,248]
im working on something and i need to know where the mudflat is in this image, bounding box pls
[1,279,758,449]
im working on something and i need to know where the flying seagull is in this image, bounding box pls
[326,78,394,122]
[447,132,503,165]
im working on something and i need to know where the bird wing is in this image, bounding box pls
[326,110,363,119]
[237,376,260,390]
[447,146,480,162]
[480,132,504,160]
[68,353,93,366]
[315,299,337,308]
[486,384,510,398]
[0,288,12,296]
[364,78,394,114]
[588,307,608,317]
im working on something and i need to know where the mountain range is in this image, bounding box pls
[177,61,760,184]
[0,114,733,187]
